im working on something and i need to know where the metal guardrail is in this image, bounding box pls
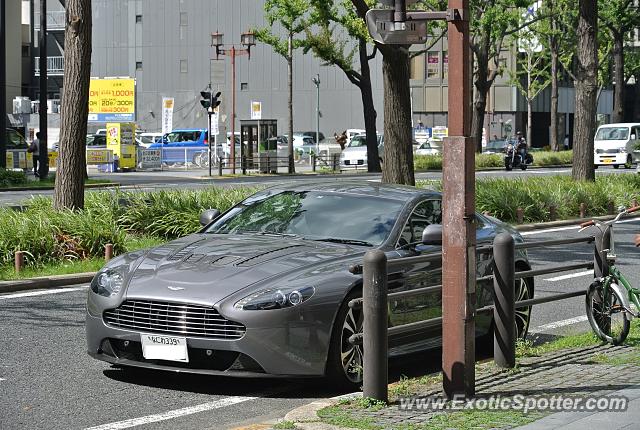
[311,154,340,172]
[34,11,67,30]
[350,232,601,402]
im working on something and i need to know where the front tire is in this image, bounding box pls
[515,277,534,339]
[624,155,633,169]
[505,160,513,171]
[586,282,630,345]
[326,290,364,388]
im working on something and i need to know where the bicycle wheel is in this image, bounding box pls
[585,281,630,345]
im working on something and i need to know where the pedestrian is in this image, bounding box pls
[564,134,570,150]
[27,132,41,177]
[516,131,527,163]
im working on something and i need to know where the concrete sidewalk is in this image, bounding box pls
[273,344,640,430]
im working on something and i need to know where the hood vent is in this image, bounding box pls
[168,240,205,261]
[210,256,241,266]
[235,245,304,267]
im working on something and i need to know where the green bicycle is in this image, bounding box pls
[580,206,640,345]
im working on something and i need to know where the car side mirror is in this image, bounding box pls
[199,209,220,226]
[421,224,442,246]
[631,134,637,140]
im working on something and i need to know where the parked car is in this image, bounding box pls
[299,131,326,143]
[414,141,440,156]
[148,129,208,165]
[86,181,534,387]
[339,134,382,168]
[483,139,510,155]
[139,132,164,148]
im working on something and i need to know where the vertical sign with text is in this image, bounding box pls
[251,101,262,120]
[162,97,174,134]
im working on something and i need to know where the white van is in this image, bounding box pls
[594,123,640,169]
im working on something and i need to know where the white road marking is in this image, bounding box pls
[0,286,88,300]
[543,270,594,282]
[530,315,588,333]
[84,396,258,430]
[0,378,5,382]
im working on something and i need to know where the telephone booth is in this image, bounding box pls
[240,119,278,173]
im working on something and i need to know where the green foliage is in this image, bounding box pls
[254,0,310,58]
[474,174,640,223]
[414,151,572,171]
[0,169,28,187]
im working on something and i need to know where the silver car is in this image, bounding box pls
[86,181,533,386]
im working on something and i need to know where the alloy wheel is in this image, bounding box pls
[340,306,364,383]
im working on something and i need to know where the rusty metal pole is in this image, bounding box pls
[15,251,24,273]
[362,250,388,403]
[105,244,113,261]
[442,0,475,399]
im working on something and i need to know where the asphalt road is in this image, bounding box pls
[1,220,638,430]
[0,165,630,207]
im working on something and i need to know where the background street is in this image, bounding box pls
[1,219,638,430]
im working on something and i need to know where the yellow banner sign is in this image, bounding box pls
[88,78,135,122]
[86,149,113,164]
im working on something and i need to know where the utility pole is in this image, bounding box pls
[312,74,320,155]
[38,0,48,179]
[0,0,6,169]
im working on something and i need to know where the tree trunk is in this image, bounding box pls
[471,48,490,153]
[612,31,624,123]
[287,32,295,174]
[358,40,380,173]
[572,0,598,182]
[54,0,92,210]
[550,46,559,151]
[381,46,414,185]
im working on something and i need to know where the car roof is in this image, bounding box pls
[170,128,206,132]
[271,180,440,202]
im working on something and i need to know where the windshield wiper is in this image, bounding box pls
[312,238,373,247]
[242,230,301,238]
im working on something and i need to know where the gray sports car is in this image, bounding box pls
[86,181,533,386]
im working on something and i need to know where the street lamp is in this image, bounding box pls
[311,74,321,156]
[211,31,256,174]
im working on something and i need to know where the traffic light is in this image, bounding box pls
[200,91,212,109]
[200,91,222,110]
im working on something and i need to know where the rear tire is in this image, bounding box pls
[586,281,630,345]
[326,289,363,389]
[614,164,620,169]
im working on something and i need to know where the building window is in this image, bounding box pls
[180,12,188,26]
[240,83,248,91]
[410,54,425,80]
[442,51,448,79]
[180,59,188,73]
[136,61,143,71]
[135,14,142,23]
[426,51,440,79]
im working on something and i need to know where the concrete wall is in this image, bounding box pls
[5,0,23,113]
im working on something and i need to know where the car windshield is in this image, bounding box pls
[166,131,201,142]
[348,136,367,148]
[486,140,506,149]
[419,142,432,149]
[205,191,404,246]
[595,127,629,141]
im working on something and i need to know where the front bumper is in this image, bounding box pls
[86,306,331,378]
[595,153,628,165]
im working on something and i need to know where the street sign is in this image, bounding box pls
[211,112,219,136]
[365,9,428,45]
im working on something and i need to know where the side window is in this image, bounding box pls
[398,200,442,246]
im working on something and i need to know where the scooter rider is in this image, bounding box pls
[516,131,528,164]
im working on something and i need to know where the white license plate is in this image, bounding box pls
[141,334,189,362]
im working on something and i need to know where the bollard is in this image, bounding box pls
[242,155,247,175]
[549,205,557,221]
[579,203,587,218]
[105,244,113,261]
[14,251,24,273]
[634,198,639,208]
[516,207,524,224]
[312,154,316,172]
[607,201,615,215]
[218,157,223,176]
[493,233,516,368]
[362,249,388,403]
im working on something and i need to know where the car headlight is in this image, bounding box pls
[618,147,627,153]
[234,286,315,310]
[506,144,513,151]
[90,266,127,297]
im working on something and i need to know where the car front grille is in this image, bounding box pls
[595,148,621,154]
[103,300,246,340]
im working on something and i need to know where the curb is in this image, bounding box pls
[0,272,96,294]
[278,392,362,430]
[0,183,120,192]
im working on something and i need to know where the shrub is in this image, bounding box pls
[0,169,27,187]
[414,150,572,171]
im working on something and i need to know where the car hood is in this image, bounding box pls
[125,234,357,306]
[341,147,367,157]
